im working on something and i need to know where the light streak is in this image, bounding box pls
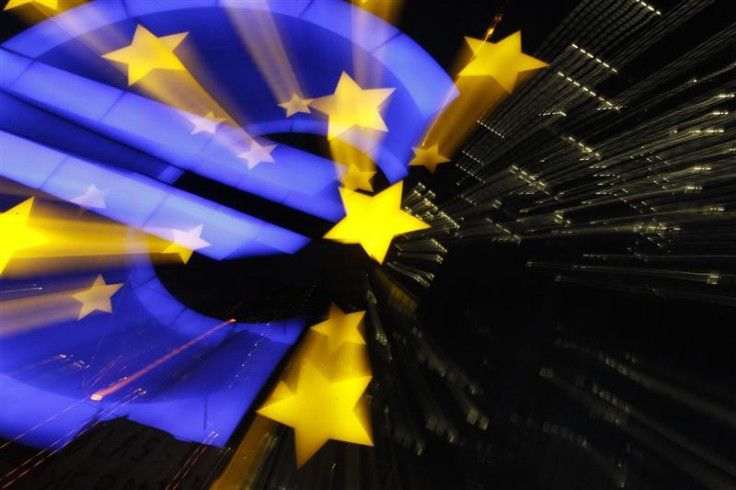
[89,319,236,401]
[225,4,305,104]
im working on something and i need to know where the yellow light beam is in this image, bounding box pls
[209,415,279,489]
[416,31,547,167]
[0,198,211,276]
[4,0,57,11]
[1,292,80,338]
[350,0,405,87]
[225,5,307,105]
[329,138,378,193]
[0,198,49,275]
[1,276,123,336]
[98,24,262,163]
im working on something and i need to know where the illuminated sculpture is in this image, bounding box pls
[0,0,455,452]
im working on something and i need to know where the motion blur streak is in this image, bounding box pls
[89,319,236,401]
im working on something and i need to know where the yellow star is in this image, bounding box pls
[278,93,314,118]
[257,361,373,467]
[324,181,430,263]
[341,164,376,192]
[458,31,548,93]
[3,0,57,11]
[310,304,366,355]
[102,25,188,86]
[0,198,49,275]
[409,145,451,173]
[237,140,277,170]
[310,72,395,140]
[71,184,109,210]
[188,111,225,135]
[71,275,124,320]
[161,225,211,263]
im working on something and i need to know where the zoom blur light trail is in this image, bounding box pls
[0,193,231,278]
[0,132,308,261]
[0,0,456,452]
[411,31,548,173]
[89,319,237,402]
